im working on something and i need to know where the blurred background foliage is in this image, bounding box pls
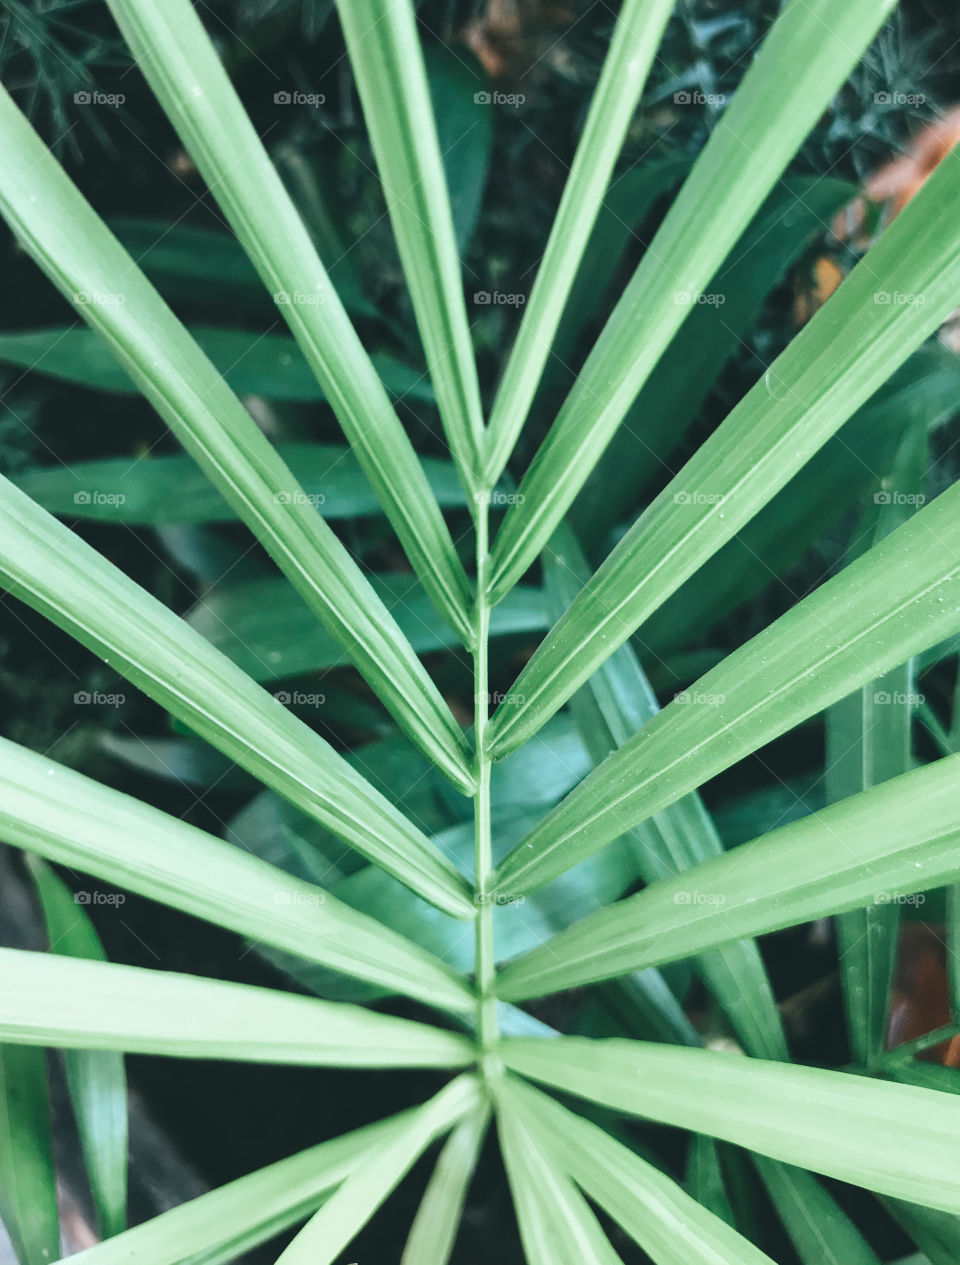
[2,1,960,1262]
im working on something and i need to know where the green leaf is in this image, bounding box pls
[0,1043,59,1265]
[14,444,470,527]
[497,753,960,1001]
[331,0,485,485]
[488,145,960,756]
[495,479,960,896]
[109,216,375,320]
[886,1197,960,1265]
[101,0,474,645]
[400,1105,489,1265]
[486,0,898,598]
[27,856,127,1239]
[0,88,474,781]
[685,1135,735,1229]
[751,1155,881,1265]
[885,1063,960,1096]
[593,972,701,1049]
[640,345,960,654]
[541,523,786,1060]
[571,175,857,549]
[61,1108,414,1265]
[502,1037,960,1212]
[0,483,475,920]
[0,737,474,1013]
[0,949,473,1067]
[538,157,689,409]
[187,575,547,683]
[0,327,432,404]
[484,0,675,481]
[496,1104,624,1265]
[274,1076,481,1265]
[498,1076,776,1265]
[826,423,925,1069]
[97,734,254,793]
[425,44,491,253]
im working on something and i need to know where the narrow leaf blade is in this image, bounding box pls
[499,1076,776,1265]
[0,950,473,1067]
[503,1037,960,1212]
[0,482,474,922]
[27,857,128,1239]
[60,1110,415,1265]
[489,142,960,754]
[0,85,473,790]
[103,0,474,644]
[497,753,960,1000]
[332,0,485,483]
[400,1105,489,1265]
[484,0,674,480]
[496,479,960,896]
[0,737,474,1014]
[275,1077,481,1265]
[487,0,898,599]
[0,1043,59,1265]
[542,523,785,1059]
[497,1103,624,1265]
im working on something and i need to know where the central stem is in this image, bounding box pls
[473,494,498,1054]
